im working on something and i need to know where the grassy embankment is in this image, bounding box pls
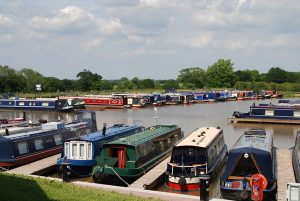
[0,173,161,201]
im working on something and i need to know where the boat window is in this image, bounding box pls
[34,139,44,150]
[171,147,206,165]
[294,111,300,117]
[42,102,49,106]
[54,134,62,145]
[64,142,69,158]
[19,102,24,106]
[79,143,85,158]
[265,109,274,116]
[18,141,29,155]
[71,143,78,158]
[87,143,92,159]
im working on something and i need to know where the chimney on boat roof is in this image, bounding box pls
[102,123,107,136]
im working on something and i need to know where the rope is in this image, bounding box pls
[104,164,130,186]
[88,166,101,182]
[0,166,8,171]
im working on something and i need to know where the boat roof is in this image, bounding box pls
[232,129,272,152]
[2,121,86,141]
[176,127,222,148]
[105,125,178,146]
[71,124,141,142]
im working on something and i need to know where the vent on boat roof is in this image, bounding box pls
[244,129,266,136]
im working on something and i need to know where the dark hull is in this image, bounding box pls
[0,106,72,112]
[220,188,277,201]
[233,112,300,121]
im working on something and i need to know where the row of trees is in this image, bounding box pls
[1,59,300,94]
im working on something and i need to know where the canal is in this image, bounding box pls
[1,99,299,198]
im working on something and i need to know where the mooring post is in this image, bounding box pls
[62,162,71,182]
[200,175,210,201]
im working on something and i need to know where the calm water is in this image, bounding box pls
[1,99,299,198]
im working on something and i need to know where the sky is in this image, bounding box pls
[0,0,299,80]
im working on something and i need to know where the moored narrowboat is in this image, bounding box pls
[0,111,97,168]
[92,125,183,185]
[233,102,300,121]
[220,129,277,200]
[56,124,145,177]
[0,98,73,112]
[165,127,227,191]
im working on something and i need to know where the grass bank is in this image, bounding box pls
[0,173,161,201]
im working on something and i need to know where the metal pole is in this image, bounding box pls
[200,175,210,201]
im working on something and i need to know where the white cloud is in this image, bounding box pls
[29,6,95,32]
[96,18,122,35]
[0,14,15,27]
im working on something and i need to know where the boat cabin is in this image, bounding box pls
[166,127,227,191]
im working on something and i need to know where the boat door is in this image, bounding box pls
[117,147,126,168]
[110,147,127,168]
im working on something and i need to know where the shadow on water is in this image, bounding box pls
[0,174,50,201]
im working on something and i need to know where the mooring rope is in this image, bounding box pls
[104,164,130,186]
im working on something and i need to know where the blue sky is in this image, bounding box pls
[0,0,299,79]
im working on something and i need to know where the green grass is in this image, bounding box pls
[0,173,161,201]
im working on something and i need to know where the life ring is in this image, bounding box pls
[249,173,267,190]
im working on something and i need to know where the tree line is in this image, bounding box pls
[1,59,300,94]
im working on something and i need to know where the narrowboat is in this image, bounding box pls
[92,125,183,184]
[220,129,277,200]
[58,96,85,110]
[0,98,73,112]
[56,124,145,177]
[165,94,183,105]
[126,95,146,108]
[0,111,97,168]
[292,130,300,183]
[233,102,300,121]
[62,95,126,109]
[166,127,227,191]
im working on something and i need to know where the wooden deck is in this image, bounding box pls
[228,117,300,124]
[7,154,60,175]
[130,156,171,189]
[277,149,295,201]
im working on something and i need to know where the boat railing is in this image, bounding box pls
[167,162,207,176]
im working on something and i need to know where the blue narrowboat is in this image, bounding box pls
[0,111,97,168]
[233,102,300,121]
[0,98,73,112]
[56,124,145,177]
[220,129,277,200]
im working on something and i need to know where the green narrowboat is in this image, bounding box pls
[92,125,183,185]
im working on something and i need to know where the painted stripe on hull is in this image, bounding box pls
[0,146,62,167]
[167,181,200,191]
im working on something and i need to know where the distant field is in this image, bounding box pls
[0,173,161,201]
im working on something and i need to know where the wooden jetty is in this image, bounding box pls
[130,156,171,189]
[277,149,295,201]
[228,117,300,125]
[7,154,59,175]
